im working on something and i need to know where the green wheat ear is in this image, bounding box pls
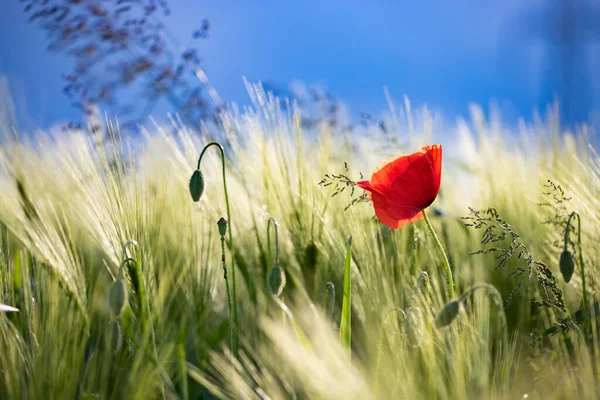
[405,307,424,348]
[104,319,123,356]
[375,307,407,391]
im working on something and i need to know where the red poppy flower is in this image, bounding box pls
[357,144,442,229]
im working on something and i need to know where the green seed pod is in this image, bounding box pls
[267,265,286,297]
[217,217,228,238]
[189,170,204,202]
[324,282,335,321]
[104,319,123,355]
[405,307,424,347]
[435,300,460,328]
[109,278,128,318]
[560,249,575,283]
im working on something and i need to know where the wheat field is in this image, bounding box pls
[0,84,599,399]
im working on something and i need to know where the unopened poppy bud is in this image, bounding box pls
[189,170,204,202]
[560,249,575,283]
[217,217,228,238]
[267,265,286,297]
[435,300,460,328]
[109,278,127,317]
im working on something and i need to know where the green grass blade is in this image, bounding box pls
[339,236,352,358]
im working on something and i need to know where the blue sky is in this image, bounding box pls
[1,0,599,132]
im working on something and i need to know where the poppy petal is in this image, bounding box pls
[369,191,424,229]
[386,146,441,214]
[359,144,442,230]
[368,145,435,190]
[357,180,384,196]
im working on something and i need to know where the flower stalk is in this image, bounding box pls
[266,217,286,297]
[121,240,165,399]
[436,283,508,350]
[422,210,455,298]
[218,218,234,355]
[565,211,588,338]
[192,142,239,357]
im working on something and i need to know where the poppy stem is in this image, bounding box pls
[421,210,455,298]
[267,217,280,267]
[566,211,588,340]
[196,142,239,358]
[220,233,234,355]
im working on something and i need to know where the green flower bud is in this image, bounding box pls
[267,265,286,297]
[560,249,575,283]
[109,278,128,317]
[189,170,204,202]
[435,300,460,328]
[217,217,228,238]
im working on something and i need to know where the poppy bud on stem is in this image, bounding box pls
[192,142,239,358]
[267,217,280,270]
[267,266,286,297]
[266,217,286,297]
[564,211,589,338]
[436,284,509,393]
[435,283,508,392]
[120,240,165,399]
[217,217,234,355]
[435,283,508,351]
[421,210,455,298]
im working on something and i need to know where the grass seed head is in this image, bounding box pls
[405,307,425,347]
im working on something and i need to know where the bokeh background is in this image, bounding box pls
[1,0,599,133]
